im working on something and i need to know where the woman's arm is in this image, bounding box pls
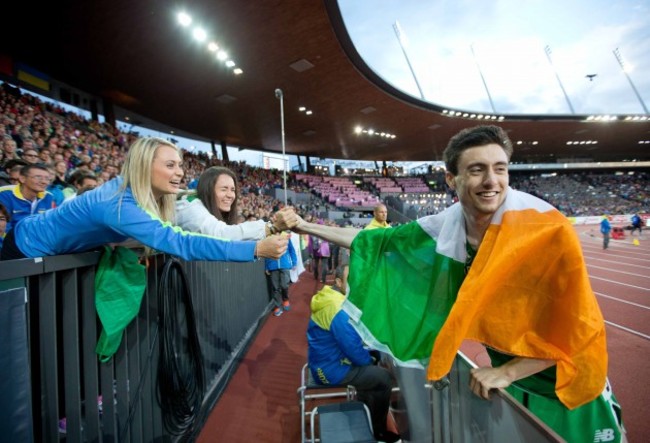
[114,194,287,261]
[176,198,266,240]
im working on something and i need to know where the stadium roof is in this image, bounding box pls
[1,0,649,163]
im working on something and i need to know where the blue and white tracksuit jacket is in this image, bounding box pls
[0,185,56,232]
[11,177,256,261]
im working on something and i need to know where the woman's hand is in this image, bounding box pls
[255,234,289,259]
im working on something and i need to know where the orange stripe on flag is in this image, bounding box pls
[427,208,607,409]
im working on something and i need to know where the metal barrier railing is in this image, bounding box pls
[0,252,271,443]
[387,352,564,443]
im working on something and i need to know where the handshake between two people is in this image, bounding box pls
[253,207,306,260]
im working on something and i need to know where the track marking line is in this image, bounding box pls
[589,275,650,291]
[595,292,650,310]
[586,259,650,270]
[587,264,650,278]
[605,321,650,341]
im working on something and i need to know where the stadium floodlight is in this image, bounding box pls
[177,12,192,27]
[192,28,207,42]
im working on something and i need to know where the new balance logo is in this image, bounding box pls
[593,428,615,442]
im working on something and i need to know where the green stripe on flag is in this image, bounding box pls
[345,221,465,367]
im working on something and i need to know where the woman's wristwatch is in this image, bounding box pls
[267,221,278,235]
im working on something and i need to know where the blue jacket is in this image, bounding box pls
[265,237,297,271]
[600,218,611,234]
[12,177,256,261]
[307,286,372,385]
[0,185,56,232]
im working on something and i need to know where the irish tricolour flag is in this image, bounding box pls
[344,188,606,409]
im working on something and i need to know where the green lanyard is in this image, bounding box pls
[464,242,477,276]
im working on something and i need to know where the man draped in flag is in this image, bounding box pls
[292,125,625,443]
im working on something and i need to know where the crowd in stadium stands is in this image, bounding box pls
[510,172,648,217]
[0,81,646,255]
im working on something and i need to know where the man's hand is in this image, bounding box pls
[273,207,298,231]
[255,235,288,259]
[290,213,308,235]
[469,366,514,400]
[469,357,555,400]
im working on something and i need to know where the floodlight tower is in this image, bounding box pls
[613,48,649,114]
[392,21,426,100]
[544,46,575,114]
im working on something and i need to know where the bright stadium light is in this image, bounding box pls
[192,28,207,42]
[177,12,192,27]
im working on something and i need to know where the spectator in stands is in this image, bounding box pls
[307,264,400,443]
[0,137,288,262]
[0,159,28,186]
[176,166,297,240]
[45,166,66,206]
[0,164,56,233]
[2,138,19,161]
[21,148,40,165]
[600,216,612,249]
[63,171,98,202]
[265,233,298,317]
[52,160,70,188]
[364,203,390,230]
[292,125,625,443]
[0,203,9,250]
[630,213,643,236]
[39,148,52,165]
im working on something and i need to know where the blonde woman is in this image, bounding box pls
[1,137,287,261]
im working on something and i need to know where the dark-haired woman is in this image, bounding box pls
[176,166,295,239]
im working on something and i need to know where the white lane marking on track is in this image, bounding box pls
[605,321,650,340]
[581,246,650,260]
[589,275,650,291]
[595,292,650,310]
[586,258,650,269]
[587,264,650,278]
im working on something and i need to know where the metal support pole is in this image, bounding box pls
[470,44,497,113]
[393,21,426,100]
[544,45,575,114]
[613,48,649,114]
[275,88,288,205]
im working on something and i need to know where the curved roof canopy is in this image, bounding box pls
[1,0,648,163]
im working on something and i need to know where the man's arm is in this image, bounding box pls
[293,215,361,249]
[469,357,555,400]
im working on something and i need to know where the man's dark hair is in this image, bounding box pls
[196,166,239,225]
[0,202,9,221]
[20,163,49,177]
[3,158,28,172]
[443,125,513,175]
[67,170,96,187]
